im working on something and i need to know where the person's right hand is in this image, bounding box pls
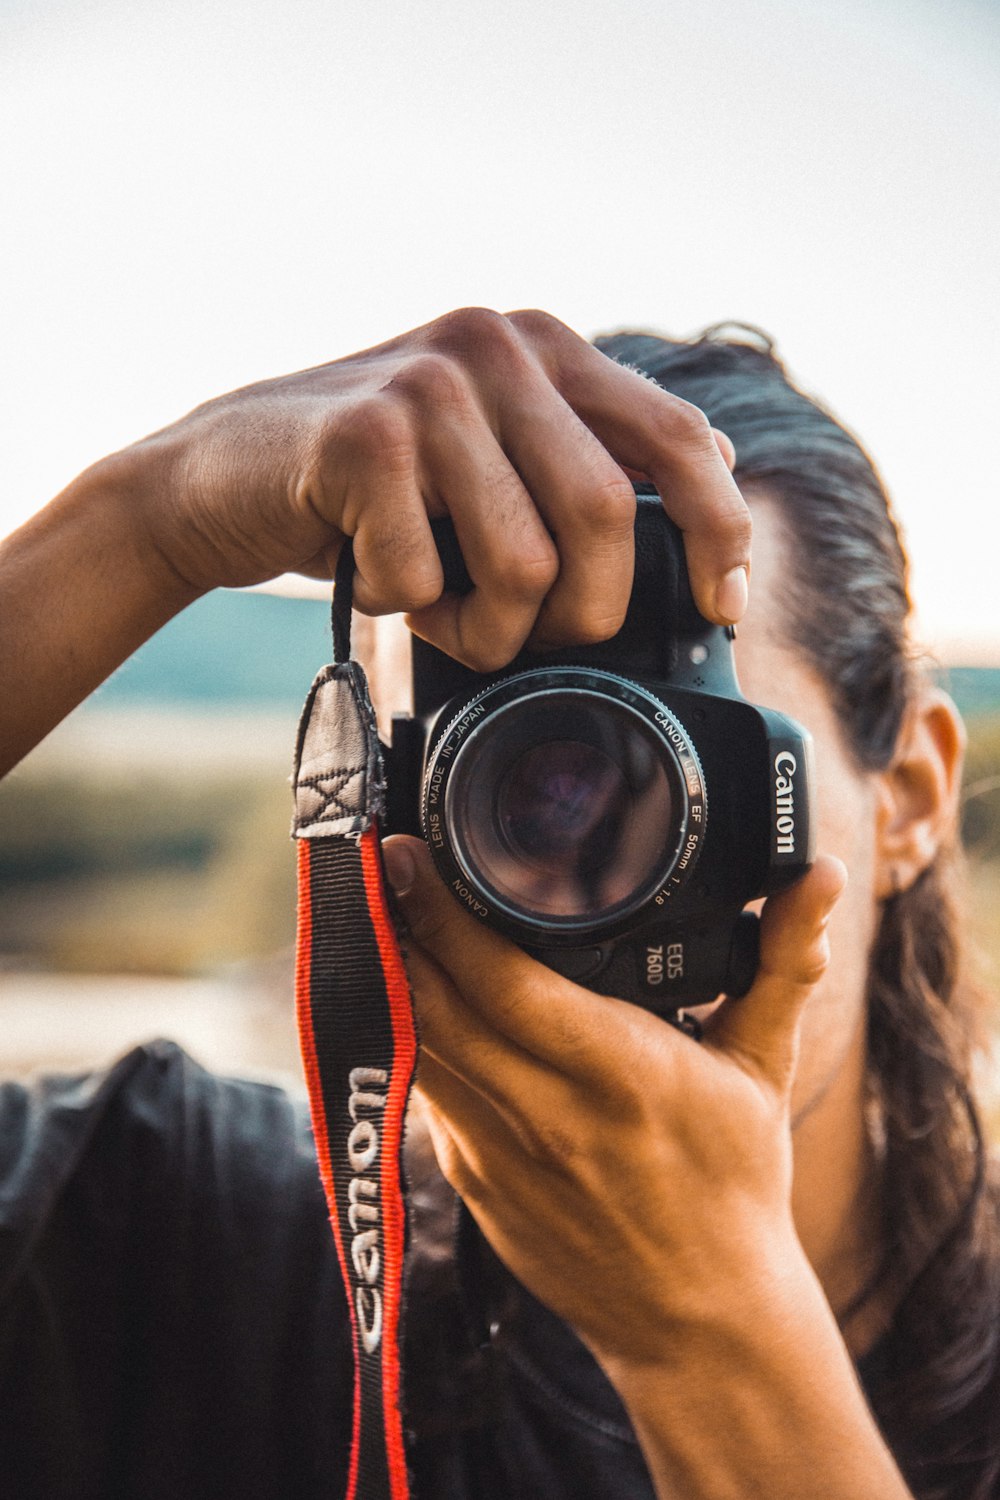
[1,307,753,775]
[117,307,750,670]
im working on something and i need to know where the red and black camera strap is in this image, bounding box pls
[293,542,416,1500]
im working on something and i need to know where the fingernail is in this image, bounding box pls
[383,841,416,897]
[715,565,748,624]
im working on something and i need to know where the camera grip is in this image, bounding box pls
[530,907,761,1011]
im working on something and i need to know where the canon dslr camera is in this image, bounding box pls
[385,491,814,1014]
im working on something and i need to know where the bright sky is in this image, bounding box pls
[2,0,998,659]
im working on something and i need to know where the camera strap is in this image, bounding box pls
[292,541,416,1500]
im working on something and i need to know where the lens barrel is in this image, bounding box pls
[421,669,706,944]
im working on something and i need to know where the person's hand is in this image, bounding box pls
[381,833,846,1365]
[380,836,914,1500]
[114,307,749,670]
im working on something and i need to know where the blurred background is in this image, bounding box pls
[1,0,999,1094]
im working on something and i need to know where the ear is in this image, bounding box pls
[874,688,965,899]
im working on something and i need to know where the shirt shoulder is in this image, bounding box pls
[0,1039,320,1303]
[0,1041,353,1500]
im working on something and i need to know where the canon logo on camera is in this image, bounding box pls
[774,750,798,855]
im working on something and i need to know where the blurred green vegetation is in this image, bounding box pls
[960,713,1000,863]
[959,712,1000,1032]
[0,767,296,974]
[0,586,334,976]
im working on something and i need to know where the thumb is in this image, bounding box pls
[382,835,635,1073]
[707,855,848,1089]
[381,834,511,986]
[380,833,425,903]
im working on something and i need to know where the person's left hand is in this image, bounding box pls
[382,834,846,1367]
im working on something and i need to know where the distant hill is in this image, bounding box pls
[94,591,333,708]
[87,589,1000,721]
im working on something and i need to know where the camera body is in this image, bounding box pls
[384,493,814,1013]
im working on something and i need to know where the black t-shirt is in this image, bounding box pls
[0,1040,896,1500]
[0,1041,665,1498]
[0,1042,355,1498]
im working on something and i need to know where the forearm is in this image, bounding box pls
[0,447,201,776]
[603,1250,910,1500]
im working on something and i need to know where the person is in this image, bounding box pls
[0,308,994,1499]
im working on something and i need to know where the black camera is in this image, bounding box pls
[384,492,814,1013]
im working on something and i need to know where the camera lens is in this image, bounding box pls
[439,685,688,929]
[496,739,628,872]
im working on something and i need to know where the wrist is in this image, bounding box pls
[598,1223,815,1386]
[597,1248,908,1500]
[84,434,206,609]
[0,450,205,774]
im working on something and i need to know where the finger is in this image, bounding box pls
[382,835,645,1080]
[351,491,444,616]
[415,1059,588,1263]
[416,1089,592,1345]
[507,311,752,626]
[404,929,549,1103]
[706,856,848,1088]
[621,422,733,482]
[392,330,633,658]
[712,427,736,471]
[326,391,447,616]
[403,403,559,672]
[490,363,638,648]
[415,1050,504,1175]
[416,1046,574,1185]
[417,1091,485,1207]
[416,1084,510,1218]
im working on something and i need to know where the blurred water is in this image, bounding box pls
[0,966,302,1085]
[25,705,297,776]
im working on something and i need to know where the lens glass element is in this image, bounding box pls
[444,690,680,926]
[497,740,627,872]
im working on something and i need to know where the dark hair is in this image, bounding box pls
[593,325,1000,1500]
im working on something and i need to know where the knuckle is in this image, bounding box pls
[728,503,754,548]
[516,1117,579,1172]
[458,636,522,674]
[333,394,414,466]
[389,351,470,412]
[766,938,828,991]
[426,306,519,362]
[374,561,441,614]
[797,936,831,988]
[490,542,559,600]
[575,472,638,535]
[394,570,443,612]
[356,512,442,610]
[660,393,715,446]
[566,606,629,646]
[504,307,569,345]
[693,497,752,554]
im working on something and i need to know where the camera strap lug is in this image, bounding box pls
[672,1010,704,1041]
